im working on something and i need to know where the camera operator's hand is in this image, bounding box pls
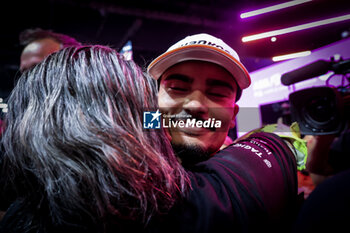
[304,134,337,186]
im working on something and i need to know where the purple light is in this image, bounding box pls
[240,0,312,19]
[242,13,350,42]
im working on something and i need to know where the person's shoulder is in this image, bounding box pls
[223,132,294,158]
[190,131,296,183]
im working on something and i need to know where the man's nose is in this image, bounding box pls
[183,90,209,118]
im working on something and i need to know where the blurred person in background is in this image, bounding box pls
[19,28,81,72]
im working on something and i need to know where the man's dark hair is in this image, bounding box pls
[19,28,81,48]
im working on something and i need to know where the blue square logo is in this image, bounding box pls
[143,110,161,129]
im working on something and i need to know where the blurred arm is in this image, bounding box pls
[304,135,336,186]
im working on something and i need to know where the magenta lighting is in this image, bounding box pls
[242,13,350,42]
[240,0,312,19]
[272,51,311,62]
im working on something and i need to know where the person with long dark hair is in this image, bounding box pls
[0,45,189,232]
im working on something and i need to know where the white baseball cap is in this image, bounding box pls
[147,33,251,90]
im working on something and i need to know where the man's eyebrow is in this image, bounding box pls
[163,74,192,83]
[206,79,235,91]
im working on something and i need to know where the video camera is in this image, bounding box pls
[281,57,350,135]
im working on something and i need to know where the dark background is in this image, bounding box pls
[1,0,350,99]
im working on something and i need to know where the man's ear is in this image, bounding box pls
[229,104,239,128]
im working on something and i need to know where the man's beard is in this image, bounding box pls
[171,143,212,169]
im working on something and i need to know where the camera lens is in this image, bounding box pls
[304,96,335,124]
[289,86,344,135]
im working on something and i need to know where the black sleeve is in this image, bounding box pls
[161,132,298,233]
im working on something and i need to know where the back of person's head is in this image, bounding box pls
[19,28,81,48]
[2,45,189,229]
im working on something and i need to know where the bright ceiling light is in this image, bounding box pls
[240,0,312,19]
[242,13,350,42]
[272,51,311,61]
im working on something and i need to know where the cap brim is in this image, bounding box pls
[147,44,251,90]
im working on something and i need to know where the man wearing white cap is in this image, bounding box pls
[147,33,302,232]
[148,33,250,166]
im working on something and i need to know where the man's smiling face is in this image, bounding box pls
[158,60,239,157]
